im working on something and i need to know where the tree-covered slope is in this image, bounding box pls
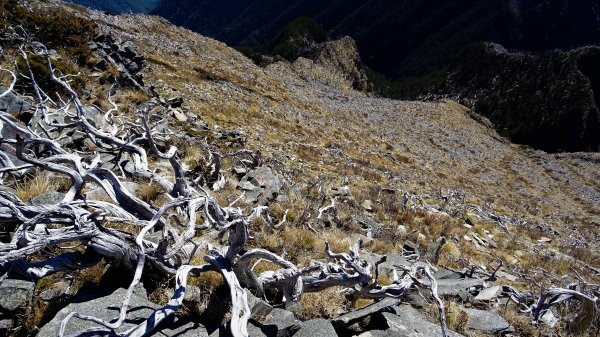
[152,0,600,78]
[68,0,158,13]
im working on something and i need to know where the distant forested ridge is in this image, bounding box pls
[151,0,600,79]
[68,0,158,14]
[151,0,600,152]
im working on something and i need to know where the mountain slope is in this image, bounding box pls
[438,43,600,152]
[86,1,600,241]
[1,2,598,336]
[151,0,600,152]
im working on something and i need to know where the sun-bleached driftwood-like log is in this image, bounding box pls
[503,285,599,335]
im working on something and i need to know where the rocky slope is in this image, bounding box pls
[0,1,599,336]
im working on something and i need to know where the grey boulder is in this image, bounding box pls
[38,287,208,337]
[294,319,337,337]
[463,308,514,334]
[29,192,65,205]
[382,305,465,337]
[0,279,34,313]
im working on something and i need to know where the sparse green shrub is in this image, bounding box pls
[16,53,85,97]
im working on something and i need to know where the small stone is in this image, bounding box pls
[361,199,373,211]
[246,292,273,318]
[39,281,71,302]
[464,308,514,334]
[171,108,187,122]
[331,185,351,197]
[395,225,407,237]
[295,319,337,337]
[233,166,249,176]
[496,271,518,282]
[238,180,258,191]
[538,237,552,243]
[474,285,501,301]
[0,319,13,337]
[514,250,525,257]
[263,308,299,336]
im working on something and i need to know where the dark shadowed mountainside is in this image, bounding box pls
[152,0,600,79]
[438,43,600,152]
[152,0,600,151]
[67,0,158,13]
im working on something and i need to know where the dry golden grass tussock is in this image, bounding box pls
[104,221,141,235]
[498,305,542,337]
[188,270,224,292]
[437,241,462,267]
[137,182,167,204]
[148,285,172,306]
[15,172,69,201]
[370,239,399,255]
[281,227,317,254]
[426,301,469,334]
[318,228,354,255]
[298,287,349,319]
[117,89,149,104]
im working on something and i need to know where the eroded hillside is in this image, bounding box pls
[0,1,598,336]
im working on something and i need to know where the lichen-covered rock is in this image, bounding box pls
[463,308,514,334]
[380,305,465,337]
[294,318,337,337]
[0,279,34,314]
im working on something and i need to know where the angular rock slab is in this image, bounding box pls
[263,308,299,336]
[382,305,465,337]
[38,287,206,337]
[238,167,284,204]
[209,308,299,337]
[331,297,400,328]
[474,285,501,301]
[0,279,34,313]
[294,319,337,337]
[463,308,514,335]
[155,319,209,337]
[357,330,405,337]
[247,292,274,318]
